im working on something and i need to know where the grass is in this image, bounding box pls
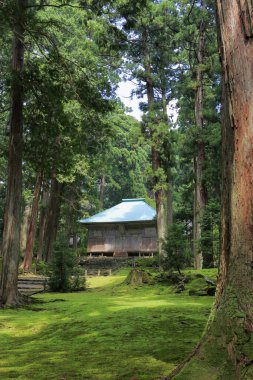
[0,268,215,380]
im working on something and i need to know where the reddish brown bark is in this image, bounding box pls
[20,203,32,258]
[214,0,253,311]
[36,184,49,261]
[193,4,208,270]
[170,2,253,378]
[0,0,26,307]
[44,177,64,262]
[21,173,42,272]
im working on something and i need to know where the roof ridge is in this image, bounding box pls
[122,198,145,202]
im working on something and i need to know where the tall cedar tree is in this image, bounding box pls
[193,0,208,270]
[170,1,253,378]
[124,1,178,258]
[0,0,26,307]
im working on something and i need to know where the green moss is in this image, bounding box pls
[174,359,219,380]
[174,335,234,380]
[183,268,218,281]
[174,281,253,380]
[0,268,214,380]
[245,367,253,379]
[242,341,253,360]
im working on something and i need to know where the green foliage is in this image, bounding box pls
[33,260,50,276]
[75,246,87,257]
[49,243,85,292]
[119,0,179,205]
[89,110,151,209]
[134,256,159,268]
[171,0,221,267]
[162,223,191,273]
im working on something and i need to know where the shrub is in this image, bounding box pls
[162,223,191,274]
[33,260,50,276]
[134,256,159,268]
[49,244,85,292]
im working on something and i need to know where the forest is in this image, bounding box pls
[0,1,253,379]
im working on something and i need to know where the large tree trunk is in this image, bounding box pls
[21,173,42,272]
[170,2,253,378]
[193,4,208,270]
[44,177,64,262]
[0,0,26,307]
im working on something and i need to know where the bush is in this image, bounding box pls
[49,244,85,292]
[133,256,159,268]
[162,223,191,274]
[33,260,50,276]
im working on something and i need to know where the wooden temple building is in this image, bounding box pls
[79,198,157,257]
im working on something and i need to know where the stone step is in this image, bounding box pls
[18,283,45,289]
[18,276,48,295]
[18,280,47,285]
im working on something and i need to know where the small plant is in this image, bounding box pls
[49,241,85,292]
[162,223,191,274]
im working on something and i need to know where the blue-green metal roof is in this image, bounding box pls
[79,198,156,224]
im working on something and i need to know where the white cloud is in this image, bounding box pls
[116,81,143,121]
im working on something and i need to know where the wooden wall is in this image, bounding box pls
[87,223,157,254]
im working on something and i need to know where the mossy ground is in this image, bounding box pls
[0,268,215,380]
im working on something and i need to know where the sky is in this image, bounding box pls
[116,81,178,123]
[116,81,143,120]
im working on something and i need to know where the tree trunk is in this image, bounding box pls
[72,234,77,249]
[99,175,106,211]
[161,88,173,226]
[20,203,32,258]
[143,45,166,258]
[125,269,153,286]
[167,184,173,226]
[44,177,64,262]
[170,2,253,378]
[21,173,42,272]
[0,0,26,307]
[36,184,49,261]
[152,148,166,257]
[193,6,208,270]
